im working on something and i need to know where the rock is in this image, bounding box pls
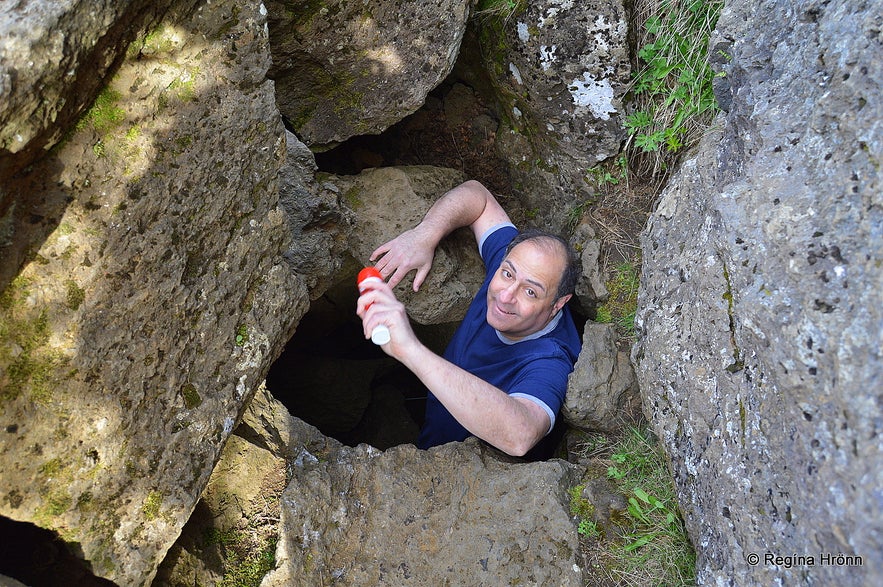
[162,384,588,586]
[334,165,486,325]
[563,322,636,432]
[0,1,306,584]
[463,0,631,230]
[633,0,883,584]
[279,130,355,299]
[154,385,291,586]
[571,220,609,309]
[266,435,587,586]
[0,0,188,189]
[266,0,473,148]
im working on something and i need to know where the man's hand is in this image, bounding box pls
[369,180,511,291]
[370,225,435,291]
[355,276,420,360]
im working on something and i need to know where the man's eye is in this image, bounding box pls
[525,288,536,298]
[502,269,512,279]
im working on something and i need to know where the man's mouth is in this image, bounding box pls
[495,303,516,316]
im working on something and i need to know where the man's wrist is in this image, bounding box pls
[397,339,433,375]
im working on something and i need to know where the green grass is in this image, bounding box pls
[205,528,277,587]
[572,426,696,586]
[626,0,724,179]
[595,260,640,338]
[475,0,524,20]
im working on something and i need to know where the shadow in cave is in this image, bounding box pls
[265,277,445,451]
[0,516,117,586]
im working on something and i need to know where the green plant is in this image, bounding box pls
[235,324,248,346]
[626,0,724,179]
[587,426,696,586]
[77,87,126,134]
[587,155,629,192]
[595,260,640,338]
[475,0,524,21]
[206,527,277,587]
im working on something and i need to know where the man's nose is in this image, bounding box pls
[499,282,517,303]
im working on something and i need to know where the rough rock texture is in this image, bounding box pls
[162,384,588,586]
[463,0,630,230]
[266,0,473,148]
[564,322,636,433]
[279,130,355,299]
[633,0,883,585]
[261,420,587,585]
[154,384,290,586]
[0,0,187,189]
[335,165,486,325]
[571,220,609,310]
[0,1,306,584]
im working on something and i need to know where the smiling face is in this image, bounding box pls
[486,239,572,341]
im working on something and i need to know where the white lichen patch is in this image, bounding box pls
[539,45,557,71]
[509,62,523,84]
[568,71,616,120]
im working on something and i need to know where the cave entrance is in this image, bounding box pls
[265,273,459,450]
[268,75,513,450]
[0,516,117,586]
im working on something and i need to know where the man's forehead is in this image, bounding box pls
[504,240,565,290]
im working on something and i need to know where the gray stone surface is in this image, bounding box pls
[564,322,636,433]
[266,0,472,148]
[0,1,306,584]
[0,0,188,185]
[466,0,631,230]
[266,432,587,586]
[279,130,355,299]
[633,0,883,585]
[334,165,485,325]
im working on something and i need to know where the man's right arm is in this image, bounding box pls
[371,180,511,290]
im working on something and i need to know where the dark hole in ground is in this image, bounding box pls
[0,516,118,586]
[266,276,457,451]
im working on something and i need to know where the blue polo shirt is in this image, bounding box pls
[417,224,581,449]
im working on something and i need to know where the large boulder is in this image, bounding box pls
[266,0,473,149]
[564,322,637,433]
[0,1,306,584]
[0,0,189,189]
[334,165,485,325]
[251,397,587,585]
[460,0,630,230]
[633,0,883,584]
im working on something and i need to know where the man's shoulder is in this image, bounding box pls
[478,223,517,261]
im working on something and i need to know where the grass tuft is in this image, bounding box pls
[572,426,696,586]
[625,0,724,181]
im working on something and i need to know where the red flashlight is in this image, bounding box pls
[357,267,391,345]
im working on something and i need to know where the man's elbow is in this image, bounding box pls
[498,435,540,458]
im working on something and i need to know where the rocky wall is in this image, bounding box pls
[0,1,306,583]
[633,0,883,584]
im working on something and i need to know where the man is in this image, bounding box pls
[356,180,581,457]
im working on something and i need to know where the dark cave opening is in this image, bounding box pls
[0,516,117,587]
[265,273,459,451]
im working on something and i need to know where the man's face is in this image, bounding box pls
[486,239,571,341]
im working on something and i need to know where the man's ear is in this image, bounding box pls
[552,294,572,315]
